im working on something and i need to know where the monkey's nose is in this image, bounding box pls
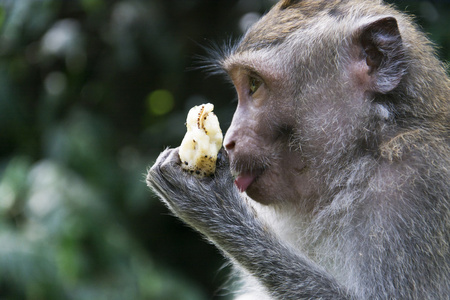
[223,129,236,154]
[224,140,235,152]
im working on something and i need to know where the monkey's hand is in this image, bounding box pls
[147,147,246,237]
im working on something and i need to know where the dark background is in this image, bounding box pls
[0,0,448,299]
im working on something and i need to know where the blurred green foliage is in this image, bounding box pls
[0,0,448,299]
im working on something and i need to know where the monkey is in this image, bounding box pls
[147,0,450,299]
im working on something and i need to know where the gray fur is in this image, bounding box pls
[147,1,450,299]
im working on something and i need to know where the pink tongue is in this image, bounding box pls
[234,174,256,192]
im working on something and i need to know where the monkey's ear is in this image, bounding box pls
[280,0,301,9]
[357,17,407,93]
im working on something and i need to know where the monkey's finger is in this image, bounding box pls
[149,148,181,176]
[216,148,230,171]
[213,148,235,187]
[153,147,177,167]
[156,147,186,183]
[147,149,185,208]
[148,148,181,187]
[159,147,181,170]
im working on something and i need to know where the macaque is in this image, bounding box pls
[147,0,450,299]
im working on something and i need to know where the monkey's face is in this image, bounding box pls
[221,0,409,206]
[219,2,352,206]
[223,60,318,206]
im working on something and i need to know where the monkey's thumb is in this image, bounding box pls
[216,148,231,173]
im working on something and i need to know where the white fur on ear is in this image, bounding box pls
[375,103,391,120]
[357,16,407,93]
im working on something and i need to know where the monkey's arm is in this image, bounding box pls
[147,148,353,300]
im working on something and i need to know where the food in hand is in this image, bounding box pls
[179,103,223,177]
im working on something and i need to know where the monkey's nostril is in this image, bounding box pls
[224,140,236,151]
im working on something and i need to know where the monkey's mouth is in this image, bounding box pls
[234,171,264,193]
[229,156,267,193]
[234,174,256,192]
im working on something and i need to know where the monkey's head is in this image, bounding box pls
[221,0,448,206]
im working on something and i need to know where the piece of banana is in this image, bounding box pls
[179,103,223,177]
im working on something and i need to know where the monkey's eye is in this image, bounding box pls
[249,76,262,96]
